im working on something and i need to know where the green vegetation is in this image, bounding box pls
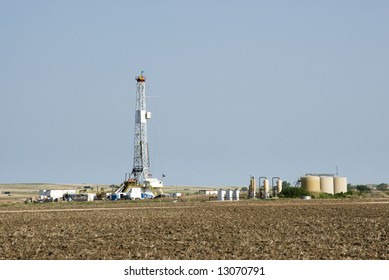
[282,181,292,189]
[356,185,370,193]
[279,187,309,198]
[313,191,353,199]
[376,183,388,191]
[279,186,355,199]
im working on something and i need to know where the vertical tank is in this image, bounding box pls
[226,190,233,201]
[301,176,321,193]
[249,177,256,198]
[277,179,282,195]
[334,177,347,194]
[233,189,240,201]
[218,189,225,201]
[320,176,334,194]
[263,178,269,198]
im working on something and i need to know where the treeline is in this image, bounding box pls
[278,182,389,198]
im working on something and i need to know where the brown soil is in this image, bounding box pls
[0,199,388,260]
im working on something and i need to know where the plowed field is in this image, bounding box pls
[0,199,388,259]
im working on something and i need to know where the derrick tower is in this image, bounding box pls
[131,71,151,184]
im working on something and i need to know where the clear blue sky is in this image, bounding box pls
[1,0,388,186]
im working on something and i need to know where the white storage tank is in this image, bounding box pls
[301,176,321,193]
[263,178,270,198]
[226,190,233,201]
[218,190,225,201]
[277,179,282,195]
[320,176,334,194]
[233,189,240,201]
[334,177,347,194]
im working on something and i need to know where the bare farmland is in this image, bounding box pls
[0,199,388,260]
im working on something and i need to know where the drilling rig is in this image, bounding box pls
[115,72,163,199]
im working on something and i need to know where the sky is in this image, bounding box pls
[1,0,388,187]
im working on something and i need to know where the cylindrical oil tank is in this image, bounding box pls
[233,189,240,201]
[277,179,282,195]
[263,179,269,198]
[334,177,347,194]
[249,177,256,198]
[320,176,334,194]
[301,176,320,193]
[226,190,233,201]
[218,190,225,201]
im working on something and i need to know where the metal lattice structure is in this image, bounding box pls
[130,72,151,184]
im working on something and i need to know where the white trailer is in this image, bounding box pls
[172,192,182,198]
[128,188,142,200]
[40,189,76,200]
[144,178,163,188]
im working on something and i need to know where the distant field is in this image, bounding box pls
[0,199,388,260]
[0,183,105,202]
[0,183,239,203]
